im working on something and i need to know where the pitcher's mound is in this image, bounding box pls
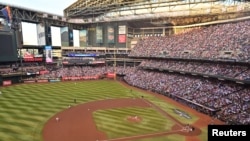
[127,116,142,123]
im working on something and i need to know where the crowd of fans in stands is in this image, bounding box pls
[0,63,44,75]
[130,20,250,61]
[139,60,250,81]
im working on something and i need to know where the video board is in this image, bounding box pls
[0,31,18,62]
[21,22,38,45]
[51,26,61,46]
[73,29,80,47]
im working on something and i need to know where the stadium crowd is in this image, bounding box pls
[0,63,44,75]
[130,20,250,61]
[139,60,250,81]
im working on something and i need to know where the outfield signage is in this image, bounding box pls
[3,80,12,86]
[37,79,48,83]
[62,76,99,81]
[24,80,36,83]
[49,79,61,82]
[23,79,48,83]
[106,73,116,79]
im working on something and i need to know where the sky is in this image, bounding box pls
[0,0,77,16]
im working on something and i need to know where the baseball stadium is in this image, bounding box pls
[0,0,250,141]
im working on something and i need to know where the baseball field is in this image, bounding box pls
[0,80,223,141]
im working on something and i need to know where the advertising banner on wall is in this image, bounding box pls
[52,49,62,58]
[21,22,38,45]
[118,34,126,43]
[37,23,46,46]
[61,27,69,46]
[118,25,126,43]
[73,29,80,47]
[69,28,74,46]
[45,46,52,63]
[107,26,114,43]
[96,26,103,44]
[3,80,12,86]
[21,49,43,62]
[51,26,61,46]
[118,25,126,34]
[79,29,87,47]
[37,79,49,83]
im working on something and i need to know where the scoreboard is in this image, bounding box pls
[0,29,18,62]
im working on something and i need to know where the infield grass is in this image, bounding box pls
[0,80,203,141]
[94,107,175,139]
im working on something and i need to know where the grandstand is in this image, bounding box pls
[0,0,250,141]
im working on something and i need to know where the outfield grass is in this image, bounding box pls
[0,80,202,141]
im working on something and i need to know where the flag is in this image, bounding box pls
[1,6,12,23]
